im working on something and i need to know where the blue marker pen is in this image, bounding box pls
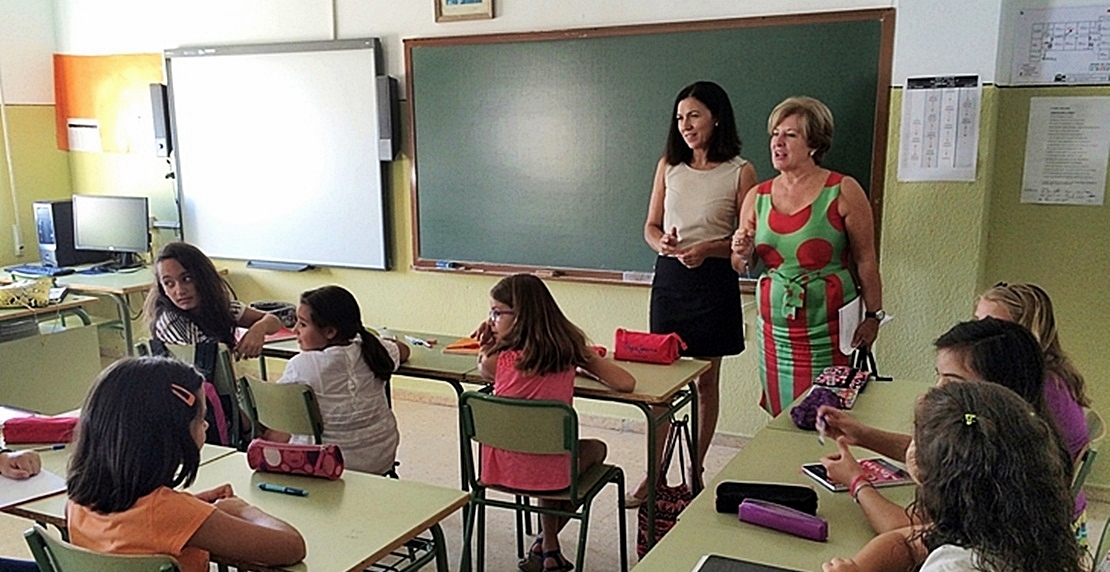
[258,482,308,497]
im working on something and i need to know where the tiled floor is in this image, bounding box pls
[1,396,1106,571]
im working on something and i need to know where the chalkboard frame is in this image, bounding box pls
[405,9,894,285]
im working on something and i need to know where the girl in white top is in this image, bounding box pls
[822,382,1084,572]
[272,285,409,475]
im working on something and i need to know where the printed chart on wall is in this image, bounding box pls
[898,75,980,181]
[1022,96,1110,205]
[1011,5,1110,84]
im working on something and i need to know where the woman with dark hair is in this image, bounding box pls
[823,382,1084,572]
[269,285,409,475]
[732,96,883,417]
[636,80,757,505]
[144,241,280,359]
[67,357,305,571]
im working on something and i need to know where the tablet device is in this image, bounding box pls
[691,554,803,572]
[801,458,913,492]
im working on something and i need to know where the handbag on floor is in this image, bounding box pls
[636,415,694,558]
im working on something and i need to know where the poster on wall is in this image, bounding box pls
[1021,96,1110,205]
[898,75,980,182]
[1011,5,1110,85]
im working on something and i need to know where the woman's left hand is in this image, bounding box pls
[851,318,879,349]
[675,243,708,269]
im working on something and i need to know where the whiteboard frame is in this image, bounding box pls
[166,38,390,270]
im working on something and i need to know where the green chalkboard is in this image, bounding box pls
[406,10,893,282]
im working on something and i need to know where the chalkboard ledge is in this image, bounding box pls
[412,259,757,293]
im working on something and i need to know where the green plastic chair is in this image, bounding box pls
[25,525,181,572]
[1073,408,1107,499]
[238,376,325,444]
[458,390,628,572]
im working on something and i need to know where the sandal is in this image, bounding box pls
[541,549,575,572]
[517,537,543,572]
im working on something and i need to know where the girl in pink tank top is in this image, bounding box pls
[473,274,635,572]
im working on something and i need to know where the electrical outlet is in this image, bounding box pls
[11,224,23,257]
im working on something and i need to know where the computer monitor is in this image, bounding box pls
[71,194,150,270]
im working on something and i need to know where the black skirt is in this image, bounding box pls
[650,256,744,357]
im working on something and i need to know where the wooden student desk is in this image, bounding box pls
[763,379,935,436]
[54,266,156,356]
[632,381,930,571]
[0,295,103,414]
[632,429,917,571]
[261,332,710,551]
[191,453,468,572]
[2,444,238,530]
[3,450,467,572]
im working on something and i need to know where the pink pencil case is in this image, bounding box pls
[738,498,828,542]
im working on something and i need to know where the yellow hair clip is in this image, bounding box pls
[964,413,977,426]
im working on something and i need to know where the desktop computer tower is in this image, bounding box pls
[33,200,111,267]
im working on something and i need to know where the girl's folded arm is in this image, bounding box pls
[188,499,306,566]
[583,352,635,393]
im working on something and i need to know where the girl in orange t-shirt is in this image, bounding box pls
[473,274,635,571]
[66,357,305,572]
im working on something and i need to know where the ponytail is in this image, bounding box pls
[358,325,397,382]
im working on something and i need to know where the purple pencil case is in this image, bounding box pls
[738,498,828,542]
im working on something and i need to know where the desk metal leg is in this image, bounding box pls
[634,383,698,553]
[430,523,449,572]
[96,292,135,356]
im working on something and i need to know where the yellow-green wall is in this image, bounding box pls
[0,105,72,266]
[986,85,1110,489]
[9,84,1108,490]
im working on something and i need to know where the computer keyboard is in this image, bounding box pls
[4,264,75,277]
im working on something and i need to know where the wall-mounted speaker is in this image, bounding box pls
[150,83,172,157]
[377,75,400,161]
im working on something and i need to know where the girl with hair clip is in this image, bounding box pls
[819,318,1075,540]
[266,285,409,476]
[144,241,281,359]
[823,381,1085,572]
[66,357,306,572]
[473,274,635,572]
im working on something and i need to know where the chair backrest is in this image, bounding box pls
[239,376,325,444]
[458,391,580,495]
[1072,448,1097,499]
[1087,408,1107,446]
[25,525,181,572]
[161,343,238,400]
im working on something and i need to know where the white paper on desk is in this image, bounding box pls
[0,469,66,509]
[839,298,892,355]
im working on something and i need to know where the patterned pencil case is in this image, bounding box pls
[246,439,345,480]
[738,498,828,542]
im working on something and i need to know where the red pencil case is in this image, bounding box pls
[246,439,345,480]
[613,329,685,364]
[738,498,828,542]
[2,416,78,444]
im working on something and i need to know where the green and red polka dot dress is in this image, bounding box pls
[753,171,857,416]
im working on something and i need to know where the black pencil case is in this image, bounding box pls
[715,481,818,515]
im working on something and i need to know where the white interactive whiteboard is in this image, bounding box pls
[166,39,389,269]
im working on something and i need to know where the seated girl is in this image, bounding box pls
[822,381,1084,572]
[474,274,635,572]
[144,242,280,359]
[267,285,408,476]
[67,357,305,572]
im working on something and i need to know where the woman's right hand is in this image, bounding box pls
[658,226,680,256]
[821,436,864,488]
[731,228,754,258]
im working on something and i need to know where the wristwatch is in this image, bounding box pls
[865,309,886,321]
